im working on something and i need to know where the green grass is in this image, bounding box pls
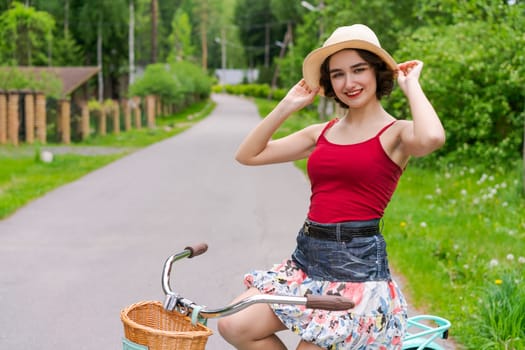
[385,162,524,349]
[254,97,525,350]
[0,99,215,220]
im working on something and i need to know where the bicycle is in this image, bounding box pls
[121,243,451,350]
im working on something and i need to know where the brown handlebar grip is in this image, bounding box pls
[185,243,208,258]
[305,295,355,310]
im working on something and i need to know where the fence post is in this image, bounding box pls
[122,99,132,131]
[7,91,19,145]
[98,109,106,136]
[112,100,120,135]
[35,93,46,143]
[81,103,90,140]
[133,97,141,129]
[24,92,35,144]
[59,99,71,144]
[146,95,156,129]
[0,91,6,144]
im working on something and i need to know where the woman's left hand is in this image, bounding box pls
[397,60,423,92]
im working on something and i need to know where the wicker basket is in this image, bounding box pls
[121,300,213,350]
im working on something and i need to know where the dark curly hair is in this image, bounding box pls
[319,49,395,109]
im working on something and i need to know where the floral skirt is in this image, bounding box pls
[244,259,408,349]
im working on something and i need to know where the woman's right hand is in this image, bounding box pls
[283,79,319,111]
[235,79,321,166]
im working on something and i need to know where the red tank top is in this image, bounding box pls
[307,119,403,223]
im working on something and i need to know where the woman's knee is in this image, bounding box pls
[217,288,287,346]
[217,315,243,343]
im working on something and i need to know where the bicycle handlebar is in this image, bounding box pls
[185,243,208,258]
[161,243,355,318]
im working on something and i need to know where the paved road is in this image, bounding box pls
[0,94,308,349]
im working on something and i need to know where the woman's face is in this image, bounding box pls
[328,49,378,109]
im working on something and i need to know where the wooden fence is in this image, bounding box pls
[0,90,160,145]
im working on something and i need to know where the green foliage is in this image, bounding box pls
[167,9,195,63]
[51,32,84,66]
[416,0,523,26]
[171,61,213,99]
[130,64,181,103]
[234,0,285,67]
[385,20,525,164]
[0,2,56,65]
[213,83,287,101]
[467,270,525,349]
[276,12,323,88]
[0,66,62,98]
[129,61,212,107]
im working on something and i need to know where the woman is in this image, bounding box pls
[218,24,445,349]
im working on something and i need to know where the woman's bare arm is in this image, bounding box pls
[235,80,321,165]
[396,60,446,157]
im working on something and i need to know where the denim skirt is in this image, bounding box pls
[291,219,392,282]
[244,220,408,349]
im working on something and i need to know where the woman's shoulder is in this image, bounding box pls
[302,120,335,140]
[379,118,412,144]
[388,119,412,134]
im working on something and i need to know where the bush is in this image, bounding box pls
[385,21,525,165]
[170,61,212,100]
[130,62,212,109]
[0,66,63,98]
[212,83,287,102]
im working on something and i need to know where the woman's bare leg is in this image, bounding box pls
[218,288,288,350]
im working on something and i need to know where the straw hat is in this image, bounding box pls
[302,24,397,95]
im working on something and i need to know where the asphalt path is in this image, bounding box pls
[0,94,309,350]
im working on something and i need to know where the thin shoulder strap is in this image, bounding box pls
[376,121,397,137]
[320,118,338,137]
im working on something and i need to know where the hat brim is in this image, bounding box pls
[302,40,398,96]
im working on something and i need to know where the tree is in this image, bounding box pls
[386,22,524,164]
[406,0,525,188]
[0,2,55,65]
[13,0,83,66]
[50,31,83,66]
[191,0,214,71]
[69,0,128,99]
[234,0,287,69]
[129,0,135,85]
[150,0,158,63]
[167,9,195,63]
